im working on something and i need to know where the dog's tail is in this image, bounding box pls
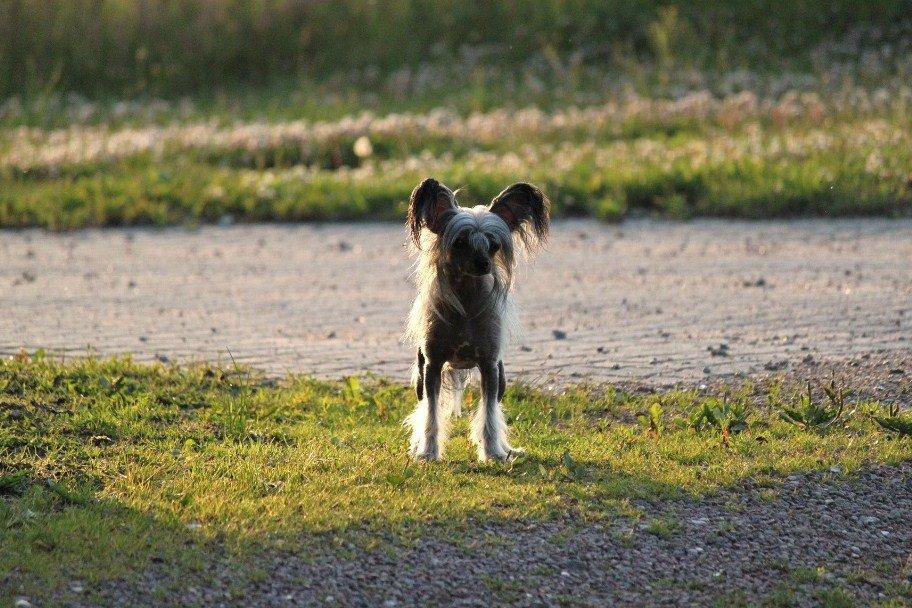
[441,365,470,417]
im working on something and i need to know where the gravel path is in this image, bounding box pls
[57,462,912,607]
[2,219,910,385]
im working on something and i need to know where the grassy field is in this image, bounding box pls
[3,1,909,99]
[2,84,912,229]
[1,2,911,229]
[1,356,911,602]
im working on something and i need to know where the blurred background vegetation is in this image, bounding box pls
[0,1,911,228]
[2,0,910,98]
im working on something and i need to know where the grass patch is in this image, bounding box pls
[1,356,910,602]
[2,102,911,229]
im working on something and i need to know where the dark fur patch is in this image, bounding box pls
[415,348,425,400]
[497,360,506,402]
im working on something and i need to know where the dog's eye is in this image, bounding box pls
[489,240,500,254]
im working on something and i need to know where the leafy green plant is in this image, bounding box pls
[779,379,851,432]
[691,397,749,438]
[637,400,664,436]
[872,403,912,439]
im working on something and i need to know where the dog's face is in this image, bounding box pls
[407,178,550,278]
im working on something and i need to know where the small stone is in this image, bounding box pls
[708,343,729,357]
[552,330,567,340]
[560,570,570,577]
[703,367,711,374]
[860,516,878,524]
[689,517,709,526]
[15,599,32,608]
[764,359,789,371]
[829,466,842,474]
[688,547,704,555]
[70,582,85,593]
[383,600,397,607]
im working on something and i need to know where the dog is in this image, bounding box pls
[403,177,550,461]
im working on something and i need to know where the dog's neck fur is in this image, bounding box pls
[439,267,500,316]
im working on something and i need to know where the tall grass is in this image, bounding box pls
[2,0,910,98]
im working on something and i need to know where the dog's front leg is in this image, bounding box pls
[472,360,521,461]
[406,358,445,460]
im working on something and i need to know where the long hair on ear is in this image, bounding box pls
[406,177,456,248]
[488,182,550,254]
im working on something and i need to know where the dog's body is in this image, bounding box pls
[404,178,549,461]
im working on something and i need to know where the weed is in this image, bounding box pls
[872,403,912,439]
[645,516,681,539]
[690,396,749,438]
[778,380,852,433]
[637,399,665,436]
[814,587,856,608]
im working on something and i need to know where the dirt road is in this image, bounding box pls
[1,219,910,385]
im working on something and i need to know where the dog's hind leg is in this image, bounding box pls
[405,358,446,460]
[497,360,506,403]
[471,359,521,461]
[414,349,425,401]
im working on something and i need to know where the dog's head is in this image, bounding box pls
[407,178,550,278]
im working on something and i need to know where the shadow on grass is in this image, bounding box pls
[0,451,691,603]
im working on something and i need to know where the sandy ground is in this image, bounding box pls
[1,219,910,385]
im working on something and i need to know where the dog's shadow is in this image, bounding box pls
[442,446,685,502]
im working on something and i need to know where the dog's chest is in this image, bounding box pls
[428,310,502,368]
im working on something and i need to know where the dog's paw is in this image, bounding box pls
[481,445,524,462]
[409,441,441,462]
[413,449,441,462]
[506,446,526,460]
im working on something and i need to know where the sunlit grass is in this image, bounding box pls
[1,107,910,229]
[1,356,909,601]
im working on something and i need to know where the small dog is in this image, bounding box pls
[404,177,549,461]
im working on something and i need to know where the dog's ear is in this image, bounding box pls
[407,178,457,247]
[489,182,550,247]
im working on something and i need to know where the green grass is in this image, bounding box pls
[1,356,910,602]
[4,1,909,99]
[2,2,911,229]
[2,96,911,229]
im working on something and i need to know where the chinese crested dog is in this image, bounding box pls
[404,177,550,461]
